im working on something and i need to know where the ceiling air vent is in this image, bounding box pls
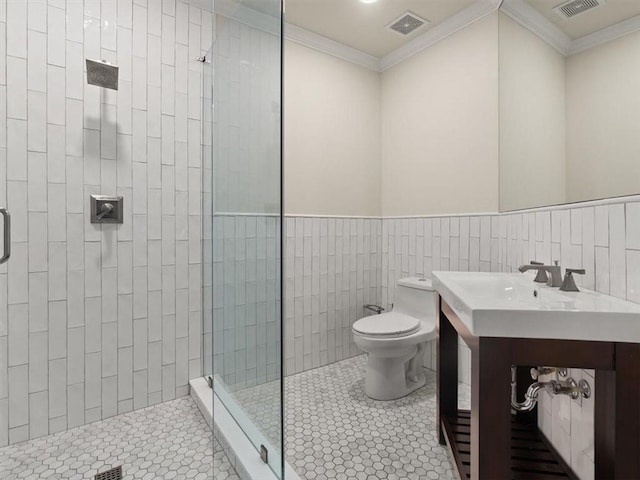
[387,11,429,36]
[553,0,604,19]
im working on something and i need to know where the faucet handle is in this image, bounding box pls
[566,268,585,275]
[560,268,585,292]
[528,261,548,283]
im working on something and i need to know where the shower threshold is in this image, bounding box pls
[190,377,300,480]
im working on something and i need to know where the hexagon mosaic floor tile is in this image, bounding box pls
[0,355,470,480]
[233,354,471,480]
[0,396,239,480]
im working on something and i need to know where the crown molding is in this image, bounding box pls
[499,0,571,55]
[214,0,503,72]
[500,0,640,57]
[569,14,640,55]
[284,24,382,72]
[379,0,502,71]
[212,0,640,72]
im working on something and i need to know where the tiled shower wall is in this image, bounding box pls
[204,214,382,389]
[380,196,640,479]
[0,0,211,446]
[203,10,283,389]
[207,214,282,390]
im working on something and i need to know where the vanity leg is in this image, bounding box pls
[596,343,640,479]
[437,309,458,445]
[595,369,615,479]
[471,337,512,480]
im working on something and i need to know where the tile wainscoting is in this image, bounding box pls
[205,214,382,390]
[284,216,382,376]
[380,196,640,480]
[282,196,640,479]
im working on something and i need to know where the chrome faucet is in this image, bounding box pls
[518,261,562,287]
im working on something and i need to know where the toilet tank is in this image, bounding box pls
[392,277,436,321]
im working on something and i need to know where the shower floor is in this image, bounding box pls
[0,396,238,480]
[233,354,471,480]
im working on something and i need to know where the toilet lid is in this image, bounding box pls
[353,313,420,337]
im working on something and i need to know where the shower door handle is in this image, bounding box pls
[0,209,11,265]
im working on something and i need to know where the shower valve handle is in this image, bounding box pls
[97,203,114,219]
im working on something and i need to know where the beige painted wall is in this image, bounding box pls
[284,41,382,216]
[566,32,640,203]
[380,13,500,216]
[499,13,566,211]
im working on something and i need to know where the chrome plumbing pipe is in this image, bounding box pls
[510,366,583,412]
[530,366,567,380]
[511,373,555,412]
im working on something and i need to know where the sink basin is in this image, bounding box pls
[432,271,640,342]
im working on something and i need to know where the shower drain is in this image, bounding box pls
[94,466,123,480]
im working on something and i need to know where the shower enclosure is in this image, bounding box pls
[204,0,285,477]
[0,0,283,476]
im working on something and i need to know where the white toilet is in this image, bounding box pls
[353,277,437,401]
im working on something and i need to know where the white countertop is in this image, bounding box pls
[432,271,640,343]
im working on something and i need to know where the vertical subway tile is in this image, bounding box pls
[7,119,27,181]
[27,1,47,34]
[66,0,83,42]
[47,125,65,183]
[626,201,640,250]
[47,6,66,67]
[161,15,175,66]
[101,0,117,50]
[6,0,27,58]
[609,204,626,299]
[27,31,46,93]
[8,365,28,428]
[594,205,609,247]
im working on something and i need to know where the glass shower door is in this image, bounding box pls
[208,0,283,477]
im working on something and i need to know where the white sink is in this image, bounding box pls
[432,271,640,342]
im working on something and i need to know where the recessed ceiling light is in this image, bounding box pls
[360,0,378,4]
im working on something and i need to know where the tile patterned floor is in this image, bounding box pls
[234,354,471,480]
[0,355,469,480]
[0,396,239,480]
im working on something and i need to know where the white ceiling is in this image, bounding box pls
[526,0,640,39]
[284,0,476,58]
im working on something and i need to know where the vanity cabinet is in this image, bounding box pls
[437,296,640,479]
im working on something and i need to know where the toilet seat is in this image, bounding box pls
[353,313,420,338]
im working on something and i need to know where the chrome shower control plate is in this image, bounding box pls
[91,195,124,224]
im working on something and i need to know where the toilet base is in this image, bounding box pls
[363,348,427,401]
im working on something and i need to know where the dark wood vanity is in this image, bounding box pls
[437,295,640,480]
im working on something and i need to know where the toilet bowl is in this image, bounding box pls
[353,277,437,400]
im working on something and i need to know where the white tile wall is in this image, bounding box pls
[211,14,281,215]
[205,215,282,390]
[380,215,495,378]
[283,216,381,376]
[203,11,282,391]
[0,0,212,446]
[205,214,382,388]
